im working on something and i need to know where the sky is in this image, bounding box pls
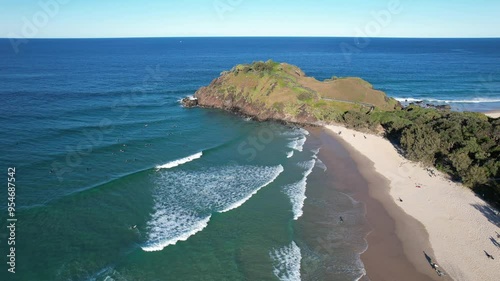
[1,0,499,38]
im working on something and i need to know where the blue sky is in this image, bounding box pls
[1,0,499,38]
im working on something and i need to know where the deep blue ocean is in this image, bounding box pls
[0,37,499,281]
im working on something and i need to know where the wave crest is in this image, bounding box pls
[156,152,203,170]
[395,97,500,104]
[283,160,316,220]
[142,165,284,252]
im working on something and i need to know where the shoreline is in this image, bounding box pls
[316,128,443,281]
[324,124,500,281]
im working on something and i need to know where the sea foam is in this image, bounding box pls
[283,159,316,220]
[285,128,309,152]
[270,241,302,281]
[220,165,284,213]
[288,135,307,152]
[315,158,327,171]
[155,152,203,170]
[395,97,500,103]
[142,209,211,252]
[143,164,284,252]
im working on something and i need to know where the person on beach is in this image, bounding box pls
[436,269,444,276]
[484,250,494,260]
[339,216,344,223]
[398,197,403,202]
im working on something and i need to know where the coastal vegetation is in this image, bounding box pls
[351,106,500,205]
[189,61,500,205]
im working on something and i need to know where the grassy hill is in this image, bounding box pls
[194,60,401,124]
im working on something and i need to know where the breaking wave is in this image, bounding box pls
[395,97,500,104]
[155,152,203,170]
[142,165,284,252]
[270,241,302,281]
[283,159,316,220]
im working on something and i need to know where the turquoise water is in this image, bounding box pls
[1,38,500,280]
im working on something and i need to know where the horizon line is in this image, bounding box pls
[2,36,500,40]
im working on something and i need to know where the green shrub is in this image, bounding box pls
[372,106,500,206]
[297,91,315,101]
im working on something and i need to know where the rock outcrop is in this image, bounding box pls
[181,97,198,108]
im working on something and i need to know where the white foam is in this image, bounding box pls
[283,160,315,220]
[394,97,424,103]
[283,128,309,153]
[311,147,320,155]
[315,158,327,171]
[269,241,302,281]
[156,152,203,170]
[220,165,284,213]
[288,135,307,152]
[142,208,211,252]
[279,128,305,137]
[395,97,500,104]
[143,165,284,252]
[298,128,310,136]
[287,151,294,158]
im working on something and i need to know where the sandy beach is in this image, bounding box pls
[324,124,500,281]
[486,111,500,119]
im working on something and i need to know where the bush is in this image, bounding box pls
[343,111,372,129]
[372,106,500,206]
[400,124,441,165]
[297,91,315,101]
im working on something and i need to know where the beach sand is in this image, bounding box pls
[485,111,500,119]
[324,125,500,281]
[312,129,442,281]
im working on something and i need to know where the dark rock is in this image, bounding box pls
[181,97,198,108]
[435,104,452,111]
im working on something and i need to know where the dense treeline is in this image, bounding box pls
[341,105,500,206]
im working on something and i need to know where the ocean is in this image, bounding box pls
[0,37,499,281]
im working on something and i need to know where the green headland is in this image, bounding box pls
[184,60,500,206]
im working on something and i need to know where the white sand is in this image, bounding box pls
[326,125,500,281]
[485,111,500,119]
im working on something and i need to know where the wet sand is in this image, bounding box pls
[325,123,500,281]
[312,128,448,281]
